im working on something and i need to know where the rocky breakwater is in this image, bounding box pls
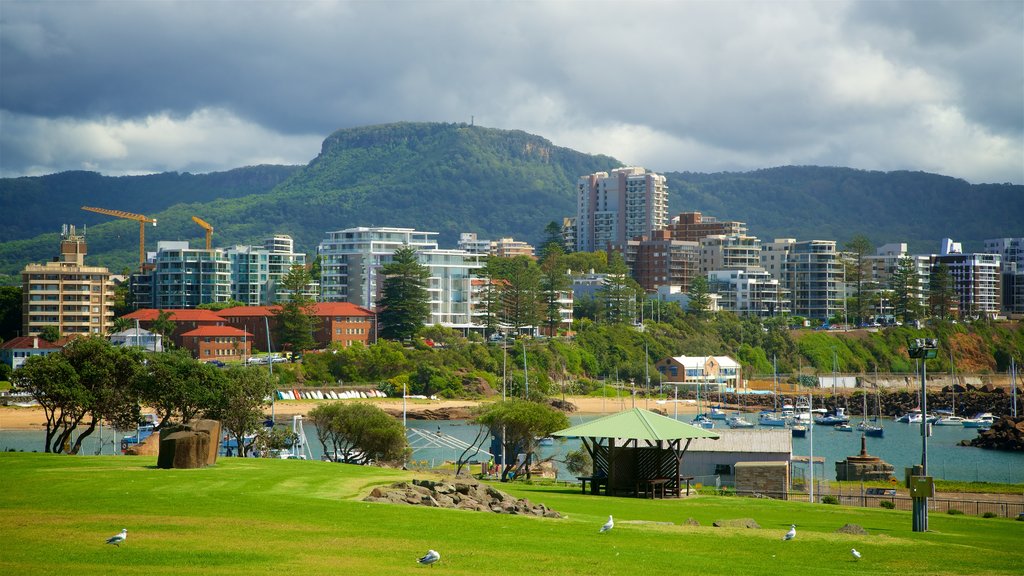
[960,417,1024,451]
[364,478,561,518]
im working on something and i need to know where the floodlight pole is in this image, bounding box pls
[908,338,937,532]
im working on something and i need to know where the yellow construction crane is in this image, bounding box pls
[80,206,157,267]
[191,216,214,250]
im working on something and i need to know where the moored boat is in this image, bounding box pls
[726,414,755,428]
[962,412,995,428]
[758,410,788,427]
[691,414,716,429]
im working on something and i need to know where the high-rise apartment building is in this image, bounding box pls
[616,230,700,293]
[761,239,843,321]
[318,227,482,327]
[575,167,668,252]
[458,233,535,259]
[667,212,747,243]
[865,243,931,314]
[21,225,115,337]
[699,235,762,274]
[131,241,232,309]
[933,238,1002,319]
[707,268,791,318]
[226,235,309,305]
[984,237,1024,269]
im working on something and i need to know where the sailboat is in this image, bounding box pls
[691,365,715,429]
[815,351,849,425]
[759,355,788,427]
[936,352,964,425]
[856,385,884,437]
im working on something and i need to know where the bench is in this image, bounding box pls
[639,477,671,499]
[865,488,897,497]
[577,475,608,495]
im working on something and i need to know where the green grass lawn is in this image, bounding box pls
[1,453,1020,575]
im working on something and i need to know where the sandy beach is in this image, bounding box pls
[0,395,701,430]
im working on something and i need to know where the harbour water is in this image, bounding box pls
[3,413,1022,484]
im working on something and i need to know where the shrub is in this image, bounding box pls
[947,509,965,515]
[982,512,998,518]
[880,500,895,509]
[821,495,839,505]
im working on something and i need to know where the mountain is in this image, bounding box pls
[0,122,1020,278]
[665,166,1022,254]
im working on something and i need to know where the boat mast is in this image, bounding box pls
[772,354,778,412]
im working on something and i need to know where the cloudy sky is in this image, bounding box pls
[2,1,1021,183]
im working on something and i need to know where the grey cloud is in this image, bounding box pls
[0,1,1020,183]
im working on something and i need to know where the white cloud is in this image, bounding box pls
[0,108,322,177]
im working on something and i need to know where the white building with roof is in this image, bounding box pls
[317,227,483,328]
[654,355,742,392]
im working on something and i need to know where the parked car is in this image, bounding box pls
[205,360,226,368]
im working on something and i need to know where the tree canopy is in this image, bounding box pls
[475,399,569,480]
[307,402,409,464]
[377,246,431,341]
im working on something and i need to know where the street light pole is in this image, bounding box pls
[908,338,938,532]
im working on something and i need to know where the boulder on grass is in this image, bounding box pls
[189,419,221,466]
[158,430,211,469]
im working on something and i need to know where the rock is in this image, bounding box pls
[684,518,701,526]
[362,477,563,518]
[712,518,760,529]
[836,523,868,535]
[189,419,221,466]
[157,430,210,469]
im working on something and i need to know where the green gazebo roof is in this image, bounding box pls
[551,408,721,442]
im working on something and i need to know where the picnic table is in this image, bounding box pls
[577,475,608,495]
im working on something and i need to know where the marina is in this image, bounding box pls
[2,410,1022,484]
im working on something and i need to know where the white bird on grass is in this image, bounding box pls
[782,525,796,541]
[417,549,440,566]
[106,528,127,547]
[851,548,861,561]
[600,515,614,533]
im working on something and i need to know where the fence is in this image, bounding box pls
[722,479,1023,518]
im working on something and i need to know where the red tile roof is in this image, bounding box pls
[0,336,64,350]
[180,326,253,338]
[216,302,373,318]
[216,305,278,317]
[122,309,226,322]
[310,302,374,317]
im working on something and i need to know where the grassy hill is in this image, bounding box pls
[1,453,1021,575]
[0,122,1020,277]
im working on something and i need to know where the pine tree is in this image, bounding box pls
[377,246,430,341]
[843,235,875,325]
[889,255,922,321]
[273,265,319,354]
[687,274,712,318]
[928,262,956,320]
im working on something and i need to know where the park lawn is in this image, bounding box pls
[0,453,1020,576]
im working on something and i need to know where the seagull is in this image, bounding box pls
[417,549,440,566]
[600,515,614,533]
[851,548,861,561]
[782,525,796,541]
[106,528,127,547]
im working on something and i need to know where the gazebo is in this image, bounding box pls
[552,408,720,498]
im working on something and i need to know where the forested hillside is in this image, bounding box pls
[1,122,1020,279]
[666,167,1022,253]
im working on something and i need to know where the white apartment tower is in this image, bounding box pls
[318,227,483,327]
[576,167,668,252]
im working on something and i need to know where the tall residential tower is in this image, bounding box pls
[575,167,668,252]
